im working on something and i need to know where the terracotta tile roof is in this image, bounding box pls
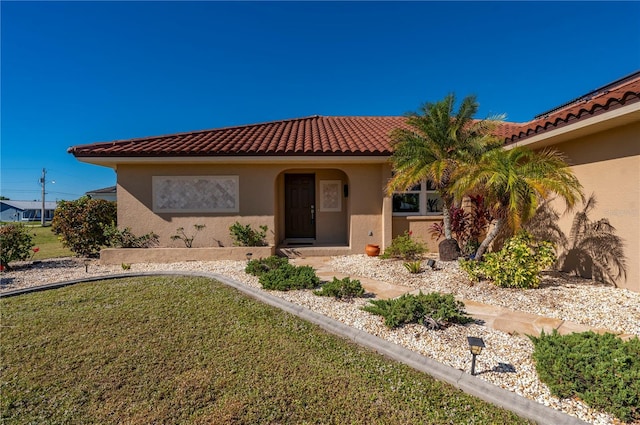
[68,116,411,158]
[68,71,640,158]
[503,71,640,144]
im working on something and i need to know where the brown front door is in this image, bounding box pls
[285,174,316,239]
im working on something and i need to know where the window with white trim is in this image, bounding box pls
[392,180,443,216]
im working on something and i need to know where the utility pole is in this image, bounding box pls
[40,168,46,226]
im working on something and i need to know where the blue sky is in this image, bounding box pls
[2,1,639,202]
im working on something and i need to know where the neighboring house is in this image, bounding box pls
[86,186,117,202]
[68,71,640,292]
[0,200,57,222]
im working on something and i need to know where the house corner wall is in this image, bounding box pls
[550,121,639,292]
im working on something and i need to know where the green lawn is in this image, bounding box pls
[1,276,529,424]
[31,225,74,259]
[6,224,74,260]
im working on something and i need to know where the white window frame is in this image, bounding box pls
[392,179,443,216]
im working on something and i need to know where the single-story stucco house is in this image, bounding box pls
[0,200,57,222]
[68,71,639,293]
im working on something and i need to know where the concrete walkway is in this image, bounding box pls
[294,256,618,338]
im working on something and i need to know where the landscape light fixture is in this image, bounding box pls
[84,259,90,273]
[467,336,485,376]
[426,259,436,269]
[246,252,253,262]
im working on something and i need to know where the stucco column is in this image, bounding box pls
[381,163,393,248]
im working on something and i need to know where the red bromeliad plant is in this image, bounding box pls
[429,195,491,257]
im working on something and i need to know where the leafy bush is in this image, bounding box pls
[170,224,205,248]
[403,261,422,274]
[245,255,289,276]
[229,222,268,247]
[314,277,365,300]
[458,258,483,282]
[459,231,556,288]
[103,223,159,248]
[0,223,35,269]
[362,291,473,329]
[380,231,426,261]
[259,263,320,291]
[530,331,640,422]
[52,196,117,257]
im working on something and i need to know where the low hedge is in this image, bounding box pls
[314,277,365,300]
[259,263,320,291]
[245,255,289,276]
[529,331,640,422]
[362,291,473,329]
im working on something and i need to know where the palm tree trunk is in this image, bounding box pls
[475,218,502,260]
[442,198,453,240]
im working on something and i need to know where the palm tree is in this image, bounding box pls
[386,94,502,251]
[451,146,583,260]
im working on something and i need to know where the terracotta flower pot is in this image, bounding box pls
[365,244,380,257]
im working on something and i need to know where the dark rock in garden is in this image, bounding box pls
[438,238,461,261]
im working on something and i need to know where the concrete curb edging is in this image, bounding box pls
[1,271,588,425]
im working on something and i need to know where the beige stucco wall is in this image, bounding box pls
[117,164,277,248]
[100,246,275,264]
[115,162,389,254]
[391,216,443,253]
[548,121,639,292]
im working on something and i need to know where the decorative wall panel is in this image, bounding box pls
[152,176,239,213]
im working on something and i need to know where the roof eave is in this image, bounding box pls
[504,101,640,150]
[75,154,392,168]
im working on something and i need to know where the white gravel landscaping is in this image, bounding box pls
[2,255,639,425]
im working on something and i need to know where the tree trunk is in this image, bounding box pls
[475,218,502,260]
[442,197,453,240]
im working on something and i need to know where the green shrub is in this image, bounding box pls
[362,291,473,329]
[403,261,422,274]
[380,231,426,261]
[530,331,640,422]
[229,222,268,247]
[314,277,365,300]
[0,223,35,269]
[170,224,205,248]
[103,223,159,248]
[459,231,556,288]
[458,258,483,282]
[245,255,289,276]
[52,196,117,257]
[259,263,320,291]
